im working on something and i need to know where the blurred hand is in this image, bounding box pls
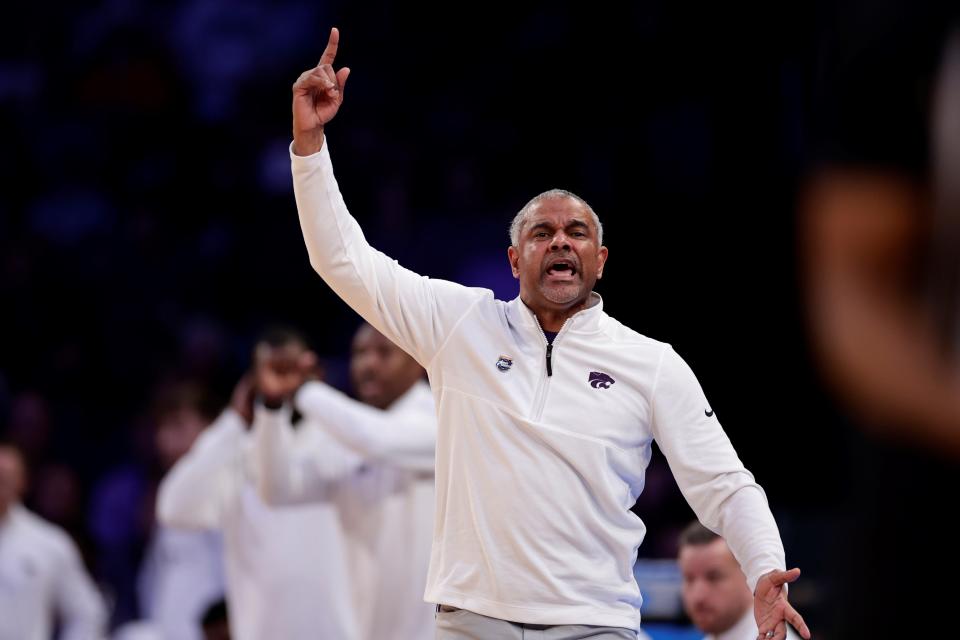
[292,27,351,156]
[255,344,319,407]
[754,568,810,640]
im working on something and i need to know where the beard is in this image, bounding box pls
[538,277,583,305]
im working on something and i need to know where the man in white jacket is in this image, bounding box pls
[0,442,107,640]
[287,28,810,640]
[256,322,437,640]
[156,328,362,640]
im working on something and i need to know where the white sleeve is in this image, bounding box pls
[253,403,365,506]
[291,140,487,367]
[156,410,246,530]
[650,345,786,593]
[294,381,437,472]
[53,535,108,640]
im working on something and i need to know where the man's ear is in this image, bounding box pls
[596,246,609,279]
[507,246,521,279]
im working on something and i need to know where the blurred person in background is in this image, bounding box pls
[802,1,960,635]
[678,522,799,640]
[256,321,437,640]
[93,382,225,640]
[156,327,361,640]
[5,392,95,558]
[0,440,107,640]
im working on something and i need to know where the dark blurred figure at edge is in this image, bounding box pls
[802,0,960,636]
[201,599,231,640]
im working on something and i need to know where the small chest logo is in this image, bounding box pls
[589,371,615,389]
[496,355,514,372]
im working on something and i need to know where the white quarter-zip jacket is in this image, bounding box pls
[291,139,787,630]
[256,380,437,640]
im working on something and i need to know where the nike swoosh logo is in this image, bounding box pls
[705,409,714,417]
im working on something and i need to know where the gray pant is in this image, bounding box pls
[434,606,638,639]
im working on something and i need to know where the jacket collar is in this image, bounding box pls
[507,292,605,335]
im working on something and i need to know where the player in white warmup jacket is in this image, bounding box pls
[0,443,107,640]
[157,329,362,640]
[286,28,811,640]
[256,322,437,640]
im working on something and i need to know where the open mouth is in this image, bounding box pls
[545,260,578,280]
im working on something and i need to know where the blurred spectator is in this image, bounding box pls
[5,392,53,468]
[30,461,89,550]
[678,522,799,640]
[0,440,107,640]
[89,383,224,636]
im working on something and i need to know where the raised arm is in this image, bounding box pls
[650,346,809,640]
[289,28,486,366]
[295,380,436,472]
[156,408,246,530]
[253,403,365,506]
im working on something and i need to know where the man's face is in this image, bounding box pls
[507,196,608,312]
[254,341,316,401]
[0,446,26,519]
[679,539,754,635]
[350,325,422,410]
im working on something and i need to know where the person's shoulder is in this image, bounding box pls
[13,506,79,556]
[599,313,670,350]
[427,279,494,302]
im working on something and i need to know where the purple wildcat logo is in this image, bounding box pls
[589,372,615,389]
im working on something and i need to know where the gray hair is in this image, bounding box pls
[509,189,604,247]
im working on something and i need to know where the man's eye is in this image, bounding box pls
[535,232,549,238]
[572,232,586,237]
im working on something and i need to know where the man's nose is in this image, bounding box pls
[550,233,571,251]
[687,580,709,603]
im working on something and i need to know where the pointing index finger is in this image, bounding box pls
[319,27,340,66]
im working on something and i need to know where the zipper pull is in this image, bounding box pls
[545,343,553,377]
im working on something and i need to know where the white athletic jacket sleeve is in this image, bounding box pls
[156,410,247,530]
[651,346,785,593]
[294,381,437,473]
[292,141,485,367]
[54,533,108,640]
[254,403,365,506]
